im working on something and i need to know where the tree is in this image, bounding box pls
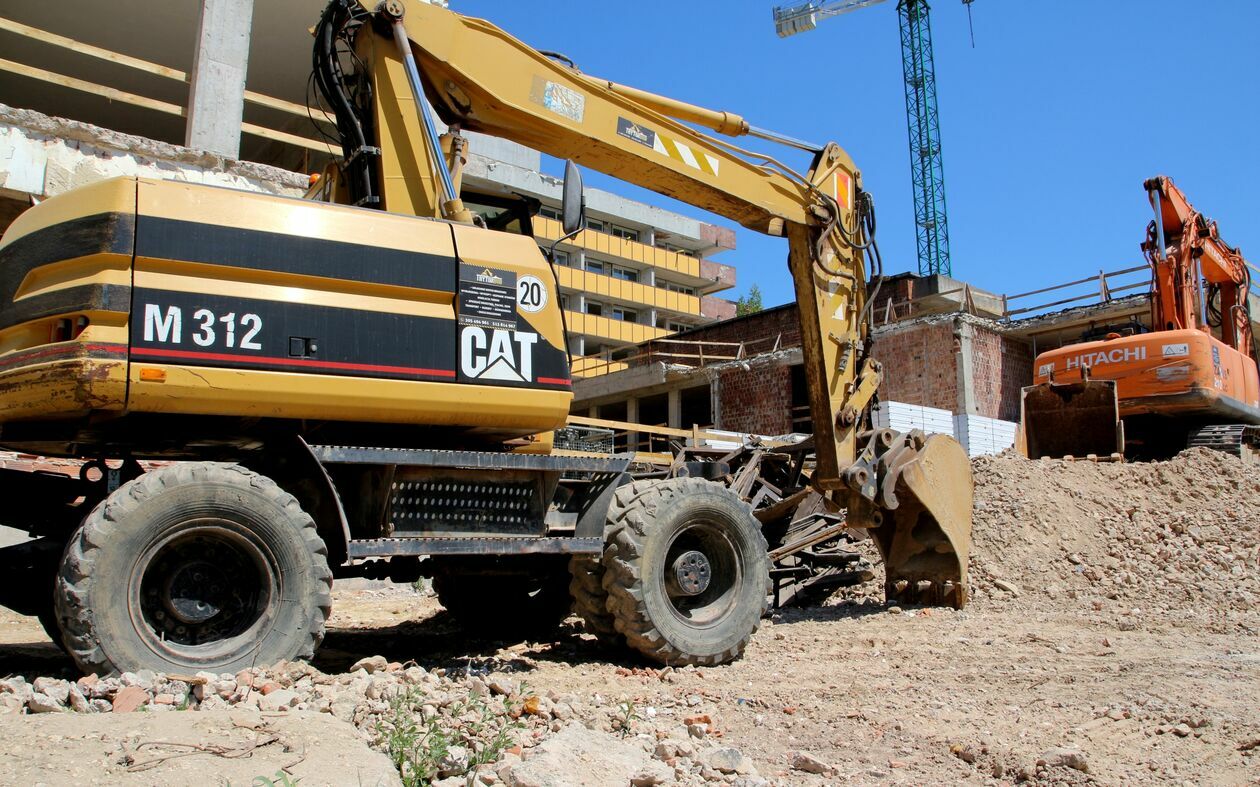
[735,284,764,317]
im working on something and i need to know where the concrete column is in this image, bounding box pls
[643,267,656,287]
[185,0,254,157]
[710,381,721,431]
[668,388,682,429]
[954,318,977,416]
[625,397,639,453]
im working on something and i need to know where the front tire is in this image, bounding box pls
[54,463,333,676]
[601,478,770,666]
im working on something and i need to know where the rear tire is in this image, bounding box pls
[569,555,623,648]
[433,570,571,639]
[601,478,770,666]
[54,463,333,676]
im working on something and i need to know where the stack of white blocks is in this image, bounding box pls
[953,414,1019,457]
[872,402,1017,457]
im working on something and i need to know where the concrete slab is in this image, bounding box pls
[0,710,401,786]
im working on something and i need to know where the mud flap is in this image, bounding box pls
[1021,379,1124,460]
[864,432,973,609]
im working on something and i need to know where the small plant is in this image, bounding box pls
[613,700,641,738]
[375,687,523,787]
[249,772,299,787]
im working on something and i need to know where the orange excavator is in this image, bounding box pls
[1022,177,1260,460]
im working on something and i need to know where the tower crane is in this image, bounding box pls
[774,0,973,278]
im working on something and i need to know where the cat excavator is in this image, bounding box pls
[0,0,973,675]
[1023,177,1260,460]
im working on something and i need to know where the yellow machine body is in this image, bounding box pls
[0,176,572,451]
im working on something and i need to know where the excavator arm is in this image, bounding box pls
[318,0,973,605]
[1143,175,1255,358]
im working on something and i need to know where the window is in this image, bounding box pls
[586,301,604,317]
[611,306,638,323]
[559,295,570,311]
[610,225,640,242]
[662,281,696,297]
[586,218,606,234]
[460,192,534,236]
[539,205,562,221]
[611,266,639,283]
[553,250,571,267]
[584,259,605,275]
[656,319,689,333]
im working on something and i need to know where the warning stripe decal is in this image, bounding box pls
[653,134,720,177]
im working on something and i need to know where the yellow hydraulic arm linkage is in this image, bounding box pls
[355,0,973,605]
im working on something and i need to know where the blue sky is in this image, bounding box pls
[454,1,1260,308]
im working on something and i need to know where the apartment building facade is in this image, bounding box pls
[0,0,739,368]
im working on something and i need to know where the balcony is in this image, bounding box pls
[563,310,669,346]
[554,266,701,317]
[535,216,719,286]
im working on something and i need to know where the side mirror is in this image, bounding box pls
[561,160,586,236]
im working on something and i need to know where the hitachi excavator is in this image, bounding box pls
[0,0,973,675]
[1023,176,1260,460]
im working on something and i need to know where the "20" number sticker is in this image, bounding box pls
[517,275,548,313]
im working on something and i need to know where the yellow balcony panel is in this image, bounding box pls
[564,310,667,345]
[570,356,629,378]
[535,217,701,280]
[554,267,702,316]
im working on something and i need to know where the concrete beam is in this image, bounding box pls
[185,0,255,158]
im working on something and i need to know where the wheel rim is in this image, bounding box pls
[131,519,278,661]
[661,519,742,628]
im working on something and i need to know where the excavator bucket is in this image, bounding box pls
[1021,379,1124,460]
[866,432,973,609]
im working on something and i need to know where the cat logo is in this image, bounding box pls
[460,326,537,382]
[475,269,505,286]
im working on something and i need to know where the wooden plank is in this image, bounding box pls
[241,121,335,154]
[568,415,695,439]
[0,16,185,81]
[243,90,336,127]
[0,16,335,126]
[0,59,333,154]
[0,57,185,117]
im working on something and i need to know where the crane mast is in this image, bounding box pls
[775,0,956,277]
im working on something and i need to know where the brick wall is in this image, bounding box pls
[970,328,1034,421]
[670,304,802,351]
[718,364,793,435]
[871,321,959,413]
[700,295,736,323]
[869,274,918,323]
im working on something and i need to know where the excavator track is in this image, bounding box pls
[1186,424,1260,462]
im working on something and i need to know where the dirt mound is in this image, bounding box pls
[970,448,1260,628]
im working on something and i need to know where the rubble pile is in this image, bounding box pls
[970,448,1260,625]
[0,657,777,786]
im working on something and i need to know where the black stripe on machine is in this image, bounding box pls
[135,216,458,293]
[0,213,135,317]
[130,288,458,381]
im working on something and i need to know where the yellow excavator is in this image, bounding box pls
[0,0,973,674]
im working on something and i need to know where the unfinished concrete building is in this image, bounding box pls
[572,268,1260,457]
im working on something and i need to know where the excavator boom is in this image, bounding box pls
[350,0,972,603]
[0,0,976,678]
